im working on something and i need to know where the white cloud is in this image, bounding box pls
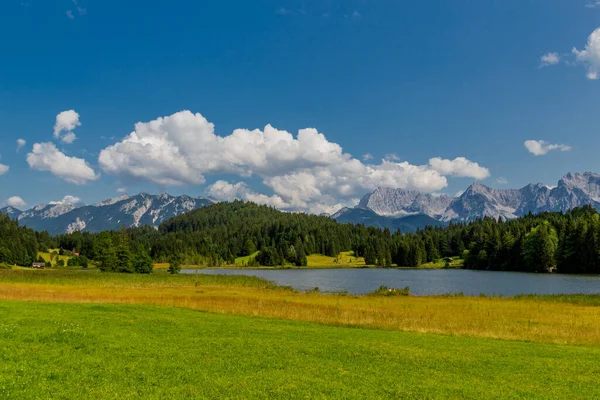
[496,177,508,184]
[207,180,346,215]
[61,132,77,144]
[586,1,600,8]
[540,52,560,67]
[53,110,81,143]
[16,139,26,152]
[116,188,127,193]
[27,142,98,184]
[99,110,491,213]
[362,153,374,161]
[524,140,571,156]
[208,181,290,209]
[6,196,26,209]
[0,164,8,175]
[428,157,491,180]
[66,10,74,19]
[384,153,400,161]
[572,28,600,80]
[49,195,81,205]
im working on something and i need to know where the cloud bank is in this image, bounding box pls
[98,110,490,213]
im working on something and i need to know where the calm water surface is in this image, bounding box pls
[182,268,600,296]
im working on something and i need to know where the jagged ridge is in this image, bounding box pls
[1,193,214,234]
[335,172,600,229]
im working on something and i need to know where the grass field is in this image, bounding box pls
[154,251,458,270]
[156,251,368,269]
[1,300,599,399]
[1,270,600,398]
[1,269,600,346]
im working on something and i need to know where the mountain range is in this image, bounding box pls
[2,172,600,234]
[333,172,600,231]
[1,193,214,235]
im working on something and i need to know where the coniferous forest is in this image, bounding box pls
[2,201,600,274]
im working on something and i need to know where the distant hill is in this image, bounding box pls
[333,207,444,233]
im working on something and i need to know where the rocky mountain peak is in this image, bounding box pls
[335,172,600,229]
[4,193,214,234]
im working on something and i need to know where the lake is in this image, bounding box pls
[182,268,600,296]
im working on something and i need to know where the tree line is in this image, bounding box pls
[4,201,600,274]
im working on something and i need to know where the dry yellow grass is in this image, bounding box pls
[1,270,599,346]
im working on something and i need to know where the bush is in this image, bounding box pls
[133,252,154,274]
[168,256,182,274]
[368,286,410,297]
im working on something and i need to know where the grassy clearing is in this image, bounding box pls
[156,251,368,269]
[1,269,600,346]
[1,301,599,399]
[37,249,71,265]
[235,251,260,265]
[306,251,367,268]
[418,256,465,269]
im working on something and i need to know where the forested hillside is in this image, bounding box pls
[57,201,382,267]
[4,200,600,274]
[0,213,53,266]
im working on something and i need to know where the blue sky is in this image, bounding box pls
[1,0,599,213]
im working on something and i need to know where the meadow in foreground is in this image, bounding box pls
[1,269,600,346]
[1,301,599,399]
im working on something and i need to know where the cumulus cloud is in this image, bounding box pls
[524,140,572,156]
[27,142,98,184]
[384,153,400,161]
[362,153,374,161]
[572,28,600,80]
[6,196,26,209]
[0,164,8,175]
[53,110,81,143]
[428,157,491,180]
[98,111,491,213]
[49,195,81,205]
[540,52,560,67]
[208,181,290,209]
[16,139,26,152]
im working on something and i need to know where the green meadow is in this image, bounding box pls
[1,270,600,398]
[1,301,599,399]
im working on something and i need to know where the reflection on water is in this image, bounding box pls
[183,268,600,296]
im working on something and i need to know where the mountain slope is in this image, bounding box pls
[4,193,213,234]
[334,172,600,230]
[334,207,444,232]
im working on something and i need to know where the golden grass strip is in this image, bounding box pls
[1,281,599,346]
